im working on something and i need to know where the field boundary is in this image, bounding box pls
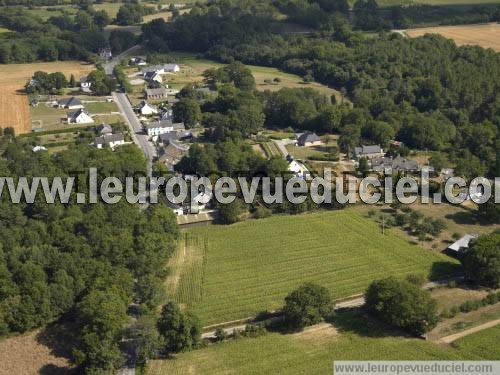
[439,319,500,344]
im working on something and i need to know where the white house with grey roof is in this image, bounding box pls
[354,145,384,159]
[94,133,125,149]
[67,108,93,124]
[137,101,158,116]
[58,97,84,110]
[144,120,185,138]
[144,71,163,84]
[142,64,180,75]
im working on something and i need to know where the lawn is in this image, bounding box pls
[93,2,122,18]
[31,105,68,130]
[170,211,459,326]
[84,101,118,113]
[148,310,500,375]
[25,5,78,20]
[451,323,500,358]
[285,136,338,161]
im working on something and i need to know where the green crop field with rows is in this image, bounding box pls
[171,211,460,325]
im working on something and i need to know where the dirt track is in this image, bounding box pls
[439,319,500,344]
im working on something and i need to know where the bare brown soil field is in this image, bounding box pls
[0,329,73,375]
[405,23,500,51]
[0,61,94,134]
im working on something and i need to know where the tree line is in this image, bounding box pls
[0,135,185,373]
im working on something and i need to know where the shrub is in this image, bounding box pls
[406,273,427,286]
[214,327,227,342]
[484,292,499,305]
[283,283,332,331]
[253,206,271,219]
[242,323,267,338]
[459,300,480,313]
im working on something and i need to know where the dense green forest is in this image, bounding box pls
[142,0,500,178]
[0,136,179,372]
[0,4,139,62]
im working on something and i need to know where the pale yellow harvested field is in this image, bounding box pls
[0,330,73,375]
[0,85,31,135]
[405,23,500,51]
[0,61,94,134]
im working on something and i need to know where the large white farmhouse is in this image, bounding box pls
[137,101,158,116]
[144,120,185,138]
[67,108,93,124]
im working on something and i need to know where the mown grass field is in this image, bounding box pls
[148,311,500,374]
[160,52,344,100]
[169,211,459,325]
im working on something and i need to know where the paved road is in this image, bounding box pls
[104,45,141,75]
[113,92,156,177]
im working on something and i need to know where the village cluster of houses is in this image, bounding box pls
[353,144,422,174]
[93,124,126,149]
[129,58,182,101]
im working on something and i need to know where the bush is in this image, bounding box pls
[365,277,438,336]
[405,273,426,286]
[242,323,267,338]
[283,283,332,331]
[484,292,499,305]
[440,308,456,319]
[459,300,480,313]
[253,206,271,219]
[214,327,227,342]
[218,199,245,224]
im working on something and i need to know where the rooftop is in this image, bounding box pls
[447,234,478,252]
[94,133,124,145]
[58,97,82,107]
